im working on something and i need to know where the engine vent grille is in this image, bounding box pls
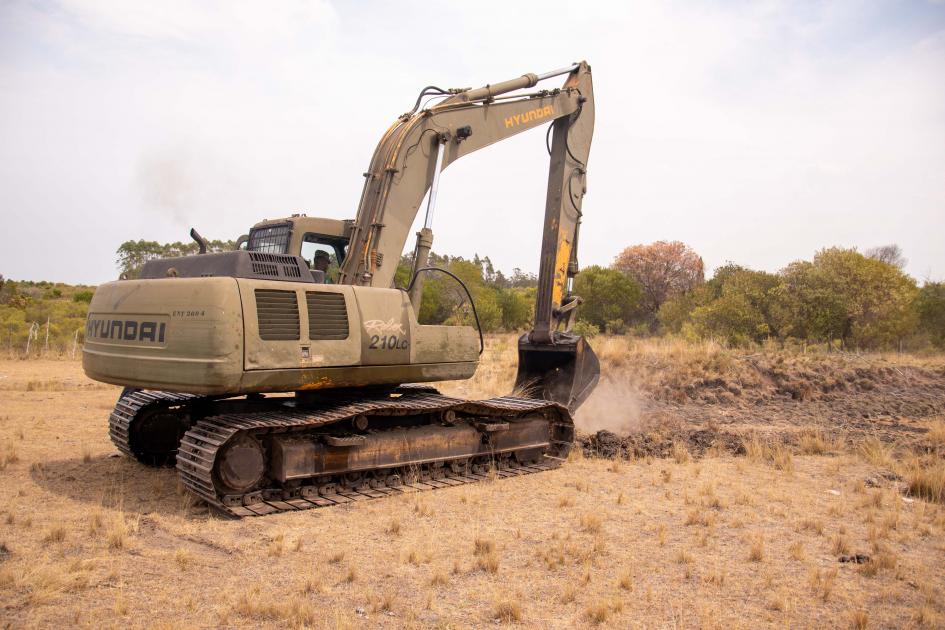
[255,289,300,340]
[306,292,349,340]
[252,262,279,276]
[249,252,304,279]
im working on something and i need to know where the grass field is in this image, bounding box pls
[0,337,943,628]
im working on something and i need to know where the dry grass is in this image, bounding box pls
[584,598,623,625]
[799,428,829,455]
[858,436,892,467]
[491,596,523,623]
[748,536,764,562]
[788,541,805,561]
[41,524,66,544]
[579,513,603,534]
[2,349,945,628]
[743,434,794,472]
[902,456,945,504]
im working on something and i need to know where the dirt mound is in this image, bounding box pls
[577,350,945,458]
[581,428,745,460]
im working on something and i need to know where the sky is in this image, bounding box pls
[1,0,944,285]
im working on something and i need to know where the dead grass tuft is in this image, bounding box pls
[474,537,495,556]
[799,428,828,455]
[850,609,869,630]
[672,441,691,464]
[174,548,193,570]
[924,419,945,449]
[743,435,793,471]
[912,605,941,628]
[580,513,603,534]
[370,590,396,613]
[798,517,825,536]
[559,584,577,604]
[858,436,891,467]
[748,536,764,562]
[235,587,316,626]
[808,567,838,601]
[429,570,448,587]
[584,598,623,625]
[476,551,500,574]
[491,597,522,623]
[903,456,945,504]
[106,515,129,550]
[831,533,851,555]
[618,571,633,591]
[788,541,805,561]
[0,443,19,470]
[42,524,66,544]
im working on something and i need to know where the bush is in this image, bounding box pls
[573,266,642,333]
[571,319,599,338]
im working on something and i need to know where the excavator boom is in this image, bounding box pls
[340,61,599,410]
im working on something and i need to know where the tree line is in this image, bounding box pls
[397,242,944,351]
[3,239,942,357]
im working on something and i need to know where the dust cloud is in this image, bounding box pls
[575,377,642,435]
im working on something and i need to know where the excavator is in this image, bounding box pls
[83,62,599,516]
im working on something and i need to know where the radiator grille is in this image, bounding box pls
[255,289,300,340]
[306,292,349,340]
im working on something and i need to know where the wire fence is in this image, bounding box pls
[1,318,85,360]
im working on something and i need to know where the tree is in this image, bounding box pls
[866,244,907,269]
[916,282,945,348]
[572,265,642,333]
[613,241,704,328]
[775,248,917,348]
[688,266,782,345]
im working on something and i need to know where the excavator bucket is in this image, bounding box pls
[513,333,600,413]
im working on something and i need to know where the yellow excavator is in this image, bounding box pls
[83,62,599,516]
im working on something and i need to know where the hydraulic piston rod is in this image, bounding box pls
[408,136,446,310]
[459,63,580,102]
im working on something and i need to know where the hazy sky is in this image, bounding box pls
[1,0,944,285]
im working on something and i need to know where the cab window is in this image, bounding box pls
[300,234,346,283]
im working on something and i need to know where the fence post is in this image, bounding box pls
[72,329,79,359]
[25,322,39,358]
[43,317,50,356]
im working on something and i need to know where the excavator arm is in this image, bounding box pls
[339,62,598,410]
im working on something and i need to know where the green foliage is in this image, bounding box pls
[572,265,642,333]
[571,319,599,338]
[399,253,536,333]
[775,248,917,348]
[0,280,95,356]
[916,282,945,348]
[688,265,782,346]
[659,249,921,350]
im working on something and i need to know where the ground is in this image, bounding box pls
[0,337,944,629]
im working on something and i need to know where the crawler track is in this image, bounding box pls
[109,388,201,462]
[109,388,573,518]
